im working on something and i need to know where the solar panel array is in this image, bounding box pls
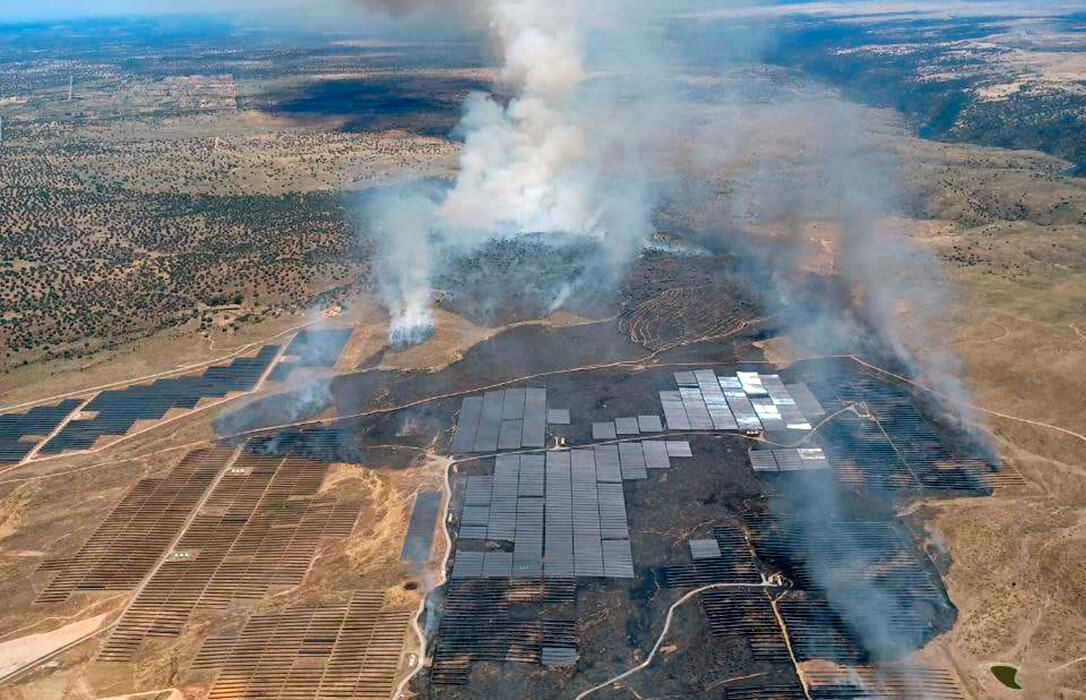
[777,590,877,664]
[450,388,548,453]
[98,453,360,662]
[591,421,617,440]
[546,408,571,425]
[431,578,577,685]
[637,415,663,432]
[660,370,815,434]
[689,538,722,560]
[191,590,410,700]
[700,588,792,664]
[805,366,1024,491]
[452,450,634,579]
[786,382,825,420]
[400,490,441,562]
[39,346,280,455]
[746,513,938,597]
[35,447,232,603]
[761,375,812,430]
[245,427,364,462]
[617,442,647,480]
[663,525,762,588]
[806,665,965,700]
[0,399,82,463]
[725,683,809,700]
[739,508,947,670]
[748,448,831,474]
[696,369,739,430]
[268,328,353,381]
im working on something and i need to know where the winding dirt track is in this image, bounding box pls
[394,454,454,700]
[572,581,779,700]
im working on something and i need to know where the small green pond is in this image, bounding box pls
[991,665,1021,690]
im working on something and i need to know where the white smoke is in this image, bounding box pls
[366,0,662,342]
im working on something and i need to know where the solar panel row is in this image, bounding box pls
[618,442,648,480]
[400,490,442,562]
[696,369,738,430]
[452,449,634,579]
[488,454,519,540]
[545,451,574,578]
[431,579,578,684]
[660,370,815,435]
[40,346,279,455]
[0,399,82,462]
[592,444,622,483]
[572,450,604,577]
[450,388,549,453]
[522,388,547,448]
[192,590,409,700]
[591,421,617,440]
[97,453,360,662]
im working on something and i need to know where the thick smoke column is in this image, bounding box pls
[363,0,660,343]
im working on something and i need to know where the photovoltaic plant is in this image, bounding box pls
[0,399,83,462]
[451,451,634,580]
[35,447,233,603]
[431,578,577,685]
[96,452,360,662]
[267,328,352,381]
[659,370,818,435]
[400,490,441,562]
[450,387,551,453]
[38,346,280,455]
[803,362,1024,492]
[190,590,411,700]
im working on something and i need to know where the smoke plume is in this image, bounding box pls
[361,0,667,342]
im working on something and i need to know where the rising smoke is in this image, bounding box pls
[360,0,669,345]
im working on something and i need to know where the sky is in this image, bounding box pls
[4,0,1073,24]
[0,0,352,22]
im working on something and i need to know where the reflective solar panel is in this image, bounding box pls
[546,408,571,425]
[665,441,693,458]
[637,415,663,433]
[592,422,617,440]
[521,388,547,448]
[641,440,671,469]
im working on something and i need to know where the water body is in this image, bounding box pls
[991,665,1021,690]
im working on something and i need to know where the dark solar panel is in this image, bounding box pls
[39,346,279,456]
[244,427,363,462]
[401,491,442,562]
[284,328,353,367]
[0,399,82,462]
